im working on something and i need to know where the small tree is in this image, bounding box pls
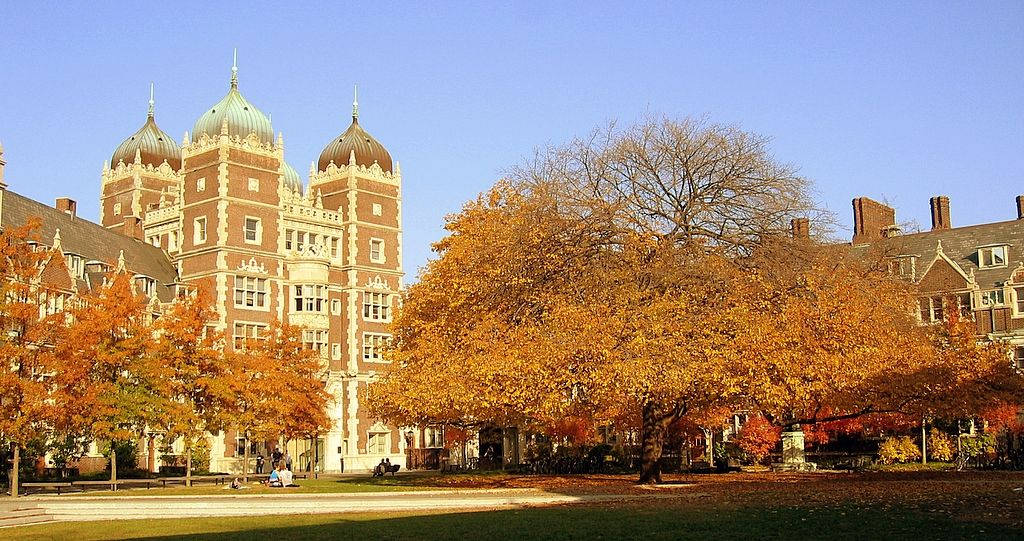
[734,415,781,464]
[150,290,232,485]
[275,324,332,477]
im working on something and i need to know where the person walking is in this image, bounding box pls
[285,451,292,471]
[255,454,265,474]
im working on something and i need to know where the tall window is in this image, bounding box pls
[1016,287,1024,314]
[369,239,384,262]
[285,229,294,250]
[233,322,267,349]
[194,216,207,244]
[362,333,392,362]
[1015,346,1024,370]
[65,254,84,279]
[362,292,390,321]
[293,284,327,312]
[302,329,329,356]
[918,296,944,323]
[234,276,268,308]
[244,217,261,243]
[979,246,1008,268]
[424,427,444,448]
[367,432,389,454]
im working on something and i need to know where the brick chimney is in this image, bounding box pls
[852,197,896,244]
[1017,195,1023,220]
[790,218,810,239]
[929,196,951,230]
[55,197,77,218]
[122,216,143,240]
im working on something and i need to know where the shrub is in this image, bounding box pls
[927,428,955,462]
[878,436,921,464]
[735,415,781,464]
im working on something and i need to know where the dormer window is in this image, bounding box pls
[888,256,916,280]
[135,276,156,297]
[978,245,1008,268]
[65,253,84,279]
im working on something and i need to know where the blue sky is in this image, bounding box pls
[1,1,1022,278]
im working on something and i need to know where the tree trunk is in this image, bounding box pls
[110,449,117,491]
[313,435,319,479]
[10,443,20,497]
[186,441,193,487]
[921,419,927,465]
[243,432,250,483]
[637,401,682,484]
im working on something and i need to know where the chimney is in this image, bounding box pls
[929,196,951,230]
[55,197,77,218]
[1017,195,1024,220]
[790,218,810,239]
[852,197,896,244]
[122,216,142,240]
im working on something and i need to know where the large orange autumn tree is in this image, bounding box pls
[371,117,818,483]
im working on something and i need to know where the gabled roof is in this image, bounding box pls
[850,219,1024,290]
[1,189,179,301]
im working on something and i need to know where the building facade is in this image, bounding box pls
[1,63,421,473]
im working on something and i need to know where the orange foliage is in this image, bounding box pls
[734,415,781,461]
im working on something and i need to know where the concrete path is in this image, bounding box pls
[9,488,645,522]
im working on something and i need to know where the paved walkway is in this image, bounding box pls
[7,488,647,523]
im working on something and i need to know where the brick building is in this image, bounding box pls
[845,194,1024,366]
[0,62,427,473]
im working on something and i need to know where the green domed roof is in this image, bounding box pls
[111,100,180,169]
[282,160,302,192]
[192,69,273,144]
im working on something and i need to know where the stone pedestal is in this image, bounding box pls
[771,430,817,472]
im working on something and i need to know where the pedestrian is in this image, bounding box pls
[272,446,283,467]
[285,451,292,471]
[255,454,265,474]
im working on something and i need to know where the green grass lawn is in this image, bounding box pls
[7,500,1015,540]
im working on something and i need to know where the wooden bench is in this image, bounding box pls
[21,482,74,495]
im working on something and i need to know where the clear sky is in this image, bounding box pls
[1,1,1022,279]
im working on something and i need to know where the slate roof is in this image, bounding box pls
[851,219,1024,289]
[1,189,179,301]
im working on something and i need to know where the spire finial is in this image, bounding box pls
[231,48,238,88]
[148,82,155,118]
[352,84,359,121]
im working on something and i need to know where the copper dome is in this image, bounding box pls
[192,67,273,145]
[317,117,392,173]
[111,111,181,170]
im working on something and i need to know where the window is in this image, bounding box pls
[363,292,390,321]
[65,254,84,279]
[369,239,384,263]
[362,332,392,362]
[372,203,382,217]
[194,216,207,244]
[302,329,329,356]
[234,275,268,308]
[367,432,389,455]
[135,276,156,297]
[330,237,339,258]
[168,231,178,251]
[233,322,267,349]
[293,284,327,312]
[888,257,915,280]
[248,177,259,192]
[235,437,257,456]
[918,296,945,323]
[424,427,444,448]
[285,229,294,250]
[296,231,306,252]
[1015,346,1024,370]
[244,217,261,244]
[956,293,973,318]
[113,202,122,216]
[197,177,206,192]
[979,246,1008,268]
[331,299,342,316]
[981,289,1005,307]
[331,343,341,360]
[1016,287,1024,314]
[39,291,70,317]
